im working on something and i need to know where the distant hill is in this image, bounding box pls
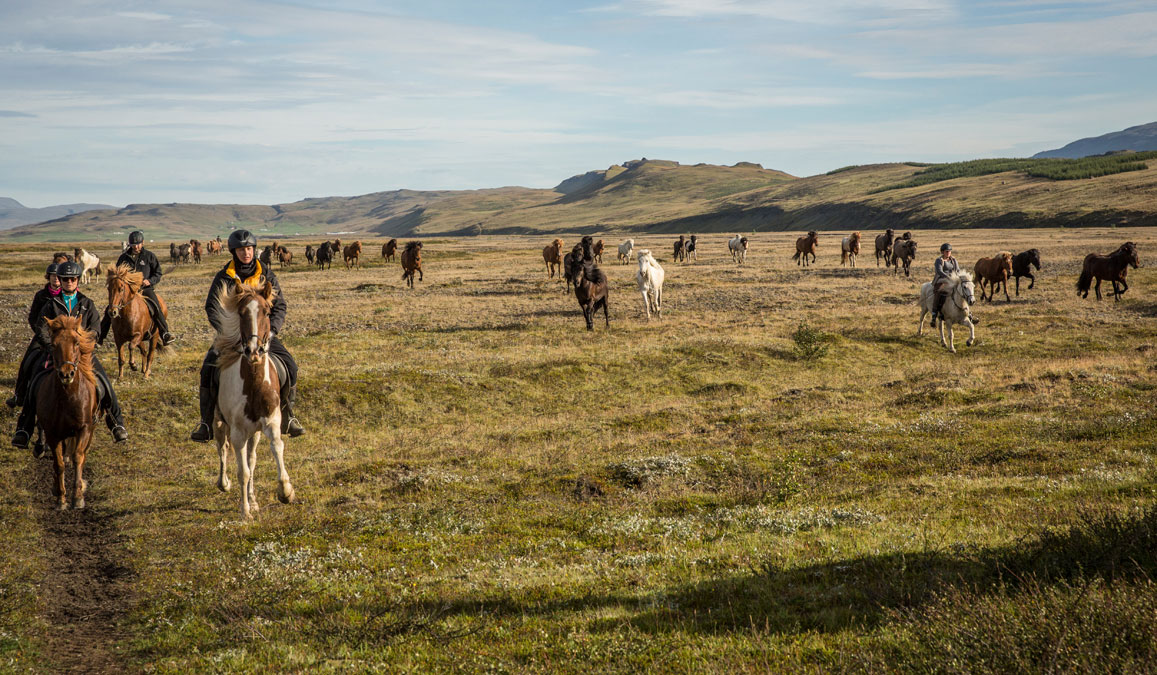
[1033,122,1157,159]
[0,197,117,231]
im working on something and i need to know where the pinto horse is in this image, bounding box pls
[401,241,423,288]
[382,238,398,262]
[343,241,363,270]
[974,251,1014,302]
[543,239,564,279]
[673,235,687,263]
[1012,248,1041,296]
[107,264,168,379]
[729,235,749,265]
[1077,242,1141,302]
[792,232,817,267]
[38,315,101,510]
[569,258,609,330]
[875,229,895,267]
[74,248,101,284]
[841,232,861,268]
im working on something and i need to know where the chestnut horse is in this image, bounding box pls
[37,315,100,510]
[793,232,818,267]
[1077,242,1141,302]
[107,264,168,379]
[875,229,895,267]
[278,246,293,268]
[592,239,605,264]
[343,241,362,270]
[401,241,423,288]
[212,281,296,519]
[382,238,398,262]
[841,232,862,267]
[974,251,1014,302]
[1012,248,1041,296]
[543,238,564,279]
[191,239,203,263]
[207,239,223,255]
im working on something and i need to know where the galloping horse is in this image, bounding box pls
[635,249,664,321]
[618,239,634,265]
[543,239,564,279]
[207,239,223,256]
[106,264,168,379]
[892,238,918,277]
[1012,248,1041,296]
[793,232,817,267]
[304,245,315,266]
[37,315,101,510]
[568,255,609,330]
[401,241,423,288]
[562,243,583,293]
[841,232,861,268]
[917,270,977,353]
[974,251,1014,302]
[191,239,203,263]
[278,246,293,268]
[674,235,687,263]
[343,241,363,270]
[170,242,179,264]
[74,248,101,284]
[592,239,605,264]
[686,234,698,262]
[1077,242,1140,302]
[729,235,749,265]
[382,238,398,262]
[875,229,895,267]
[315,242,334,270]
[211,281,296,519]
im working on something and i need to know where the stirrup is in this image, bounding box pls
[283,417,305,438]
[190,421,213,443]
[11,430,30,449]
[161,332,176,346]
[5,395,17,409]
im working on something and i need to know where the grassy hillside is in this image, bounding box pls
[5,155,1157,242]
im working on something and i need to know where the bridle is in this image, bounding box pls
[108,279,135,318]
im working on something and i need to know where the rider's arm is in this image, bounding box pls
[204,274,226,334]
[145,252,162,287]
[27,290,48,332]
[267,274,288,336]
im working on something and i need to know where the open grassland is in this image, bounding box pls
[1,228,1156,672]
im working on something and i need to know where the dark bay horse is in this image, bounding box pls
[315,242,334,270]
[304,245,315,265]
[875,229,895,267]
[568,258,609,330]
[401,241,423,288]
[382,238,398,262]
[793,232,818,267]
[974,251,1014,302]
[892,238,918,277]
[107,264,168,379]
[38,315,100,510]
[562,243,583,293]
[1012,249,1041,295]
[1077,242,1141,301]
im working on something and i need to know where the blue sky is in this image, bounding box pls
[2,0,1154,207]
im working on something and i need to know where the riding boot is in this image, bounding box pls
[280,385,305,437]
[931,292,946,327]
[11,404,35,449]
[95,370,128,443]
[190,385,216,443]
[151,303,176,346]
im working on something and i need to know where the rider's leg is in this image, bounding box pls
[931,290,947,326]
[91,357,128,442]
[141,286,175,345]
[268,337,304,437]
[190,349,218,442]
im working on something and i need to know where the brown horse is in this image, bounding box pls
[37,315,100,510]
[793,231,818,267]
[206,239,223,255]
[1077,242,1141,301]
[278,246,293,268]
[382,238,398,262]
[974,251,1014,302]
[107,264,168,379]
[332,239,342,255]
[401,241,423,288]
[593,239,605,264]
[673,235,687,263]
[304,245,315,265]
[892,238,918,277]
[562,243,583,293]
[543,238,564,279]
[841,232,862,267]
[568,258,609,330]
[875,229,895,267]
[191,239,203,263]
[343,241,362,269]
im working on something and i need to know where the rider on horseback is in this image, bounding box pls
[189,229,305,442]
[103,230,175,346]
[11,261,129,448]
[930,243,979,328]
[6,263,62,410]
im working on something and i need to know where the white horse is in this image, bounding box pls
[917,270,977,353]
[618,239,634,265]
[75,248,101,285]
[212,280,296,519]
[841,232,861,268]
[728,235,748,265]
[635,249,664,320]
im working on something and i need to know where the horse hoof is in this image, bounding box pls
[278,485,296,504]
[74,499,85,510]
[57,502,69,511]
[967,339,975,347]
[217,479,231,493]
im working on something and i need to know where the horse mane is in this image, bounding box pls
[583,263,607,285]
[48,315,97,389]
[212,282,276,370]
[404,241,421,252]
[108,263,143,293]
[949,269,973,285]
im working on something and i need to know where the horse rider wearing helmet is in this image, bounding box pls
[103,230,175,347]
[189,229,305,442]
[6,262,63,410]
[930,242,981,328]
[12,261,129,448]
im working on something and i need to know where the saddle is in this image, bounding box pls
[27,363,108,408]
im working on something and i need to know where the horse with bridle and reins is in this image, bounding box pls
[1076,241,1140,302]
[106,263,169,379]
[917,270,978,353]
[211,280,297,520]
[973,251,1014,302]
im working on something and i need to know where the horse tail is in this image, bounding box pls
[1076,266,1092,294]
[791,250,800,261]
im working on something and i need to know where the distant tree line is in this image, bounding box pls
[870,151,1157,193]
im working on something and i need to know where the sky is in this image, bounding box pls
[1,0,1155,207]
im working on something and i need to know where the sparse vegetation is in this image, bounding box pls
[873,152,1157,193]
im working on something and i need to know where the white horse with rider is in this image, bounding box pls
[917,270,978,353]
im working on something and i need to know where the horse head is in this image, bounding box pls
[46,315,93,386]
[107,264,142,319]
[1000,251,1014,274]
[232,279,275,365]
[1028,248,1041,270]
[954,271,977,306]
[1122,242,1141,268]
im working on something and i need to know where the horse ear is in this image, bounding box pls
[233,279,245,295]
[260,278,274,300]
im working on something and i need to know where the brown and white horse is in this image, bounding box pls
[212,280,296,519]
[107,264,168,379]
[38,315,101,510]
[74,248,102,284]
[841,232,861,267]
[207,239,223,256]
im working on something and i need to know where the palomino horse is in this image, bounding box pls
[892,238,918,277]
[635,249,664,320]
[343,241,363,270]
[841,232,861,267]
[1012,249,1041,296]
[875,229,895,267]
[917,270,977,353]
[382,238,398,262]
[543,239,564,279]
[212,281,296,519]
[107,264,168,379]
[37,315,101,510]
[792,232,817,267]
[74,248,101,284]
[974,251,1014,302]
[1077,242,1140,302]
[568,256,609,330]
[618,239,634,264]
[729,235,749,265]
[401,241,423,288]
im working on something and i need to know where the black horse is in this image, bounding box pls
[568,256,609,330]
[1012,248,1041,296]
[315,241,334,270]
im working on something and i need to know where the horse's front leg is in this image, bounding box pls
[1015,276,1021,296]
[73,428,93,509]
[246,437,260,514]
[116,340,126,380]
[141,338,154,378]
[946,323,956,353]
[232,428,255,519]
[641,290,651,320]
[917,308,927,336]
[266,425,295,505]
[1027,272,1035,290]
[965,318,976,347]
[601,297,610,327]
[52,441,67,510]
[1002,279,1010,302]
[938,318,948,348]
[215,420,232,493]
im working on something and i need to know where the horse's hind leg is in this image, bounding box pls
[601,297,610,327]
[1094,278,1103,300]
[73,430,93,509]
[141,339,154,378]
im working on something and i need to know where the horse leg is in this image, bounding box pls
[583,304,594,330]
[73,428,93,509]
[1027,272,1035,290]
[1003,279,1010,302]
[216,421,232,493]
[655,286,662,319]
[917,307,927,336]
[232,429,254,519]
[1094,278,1102,301]
[641,290,651,321]
[1015,276,1021,296]
[116,340,126,380]
[246,438,260,514]
[266,427,295,504]
[938,318,948,349]
[947,323,956,353]
[965,318,976,347]
[52,441,67,510]
[602,297,610,327]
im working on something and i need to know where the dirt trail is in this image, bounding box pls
[30,457,138,674]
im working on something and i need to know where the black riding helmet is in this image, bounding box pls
[940,243,952,253]
[228,229,258,251]
[56,261,82,279]
[45,262,60,278]
[129,231,144,245]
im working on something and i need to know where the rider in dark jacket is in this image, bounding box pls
[189,229,304,442]
[102,230,175,346]
[6,263,62,410]
[12,262,128,448]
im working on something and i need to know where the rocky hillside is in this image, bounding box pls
[1033,122,1157,159]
